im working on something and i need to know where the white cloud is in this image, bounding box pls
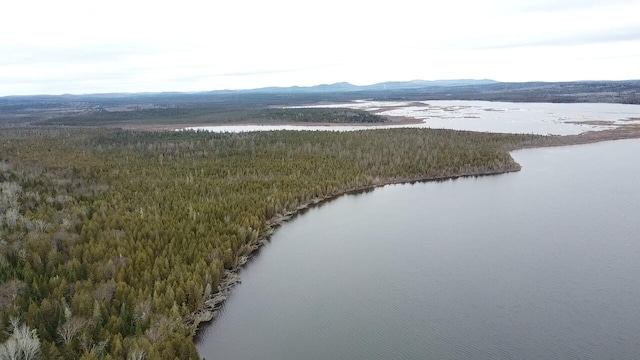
[1,0,639,95]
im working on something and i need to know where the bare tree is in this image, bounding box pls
[0,281,25,311]
[14,326,40,360]
[127,348,146,360]
[60,217,73,231]
[0,339,19,360]
[80,339,107,359]
[144,314,181,344]
[4,208,20,230]
[144,325,163,344]
[57,317,88,345]
[0,182,21,214]
[133,300,151,326]
[92,282,117,302]
[28,219,49,234]
[0,317,41,360]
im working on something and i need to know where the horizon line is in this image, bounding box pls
[2,78,639,99]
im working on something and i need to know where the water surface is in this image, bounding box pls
[188,101,640,135]
[197,139,640,360]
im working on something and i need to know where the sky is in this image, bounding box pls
[1,0,640,96]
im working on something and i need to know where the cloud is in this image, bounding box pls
[472,27,640,50]
[512,0,639,12]
[1,0,640,95]
[212,64,342,78]
[0,43,185,66]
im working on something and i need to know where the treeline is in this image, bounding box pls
[0,127,548,359]
[37,107,385,127]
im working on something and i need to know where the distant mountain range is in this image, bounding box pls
[224,79,500,94]
[1,80,639,105]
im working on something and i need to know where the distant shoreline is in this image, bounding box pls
[116,100,640,136]
[117,116,422,131]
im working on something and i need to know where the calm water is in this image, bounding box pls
[197,139,640,360]
[189,100,640,135]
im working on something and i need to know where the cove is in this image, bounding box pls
[197,139,640,360]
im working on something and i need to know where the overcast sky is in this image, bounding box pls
[1,0,639,95]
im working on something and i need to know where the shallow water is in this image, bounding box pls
[197,139,640,360]
[188,100,640,135]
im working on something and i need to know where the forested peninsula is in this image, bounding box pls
[0,127,594,359]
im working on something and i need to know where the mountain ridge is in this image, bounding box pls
[228,79,500,94]
[1,80,640,103]
[0,79,502,98]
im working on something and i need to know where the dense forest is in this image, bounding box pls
[36,108,386,127]
[0,127,555,359]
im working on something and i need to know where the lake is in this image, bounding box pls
[187,100,640,135]
[196,139,640,360]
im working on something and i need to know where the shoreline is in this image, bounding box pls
[184,128,640,336]
[184,165,524,333]
[116,116,423,131]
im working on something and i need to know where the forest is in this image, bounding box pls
[36,108,386,127]
[0,126,558,359]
